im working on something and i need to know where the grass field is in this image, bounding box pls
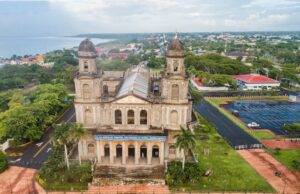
[267,149,300,172]
[173,114,275,192]
[205,96,288,140]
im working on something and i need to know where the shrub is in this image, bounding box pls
[0,151,8,173]
[166,161,201,186]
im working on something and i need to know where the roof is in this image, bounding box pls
[168,38,184,51]
[232,74,279,83]
[78,39,96,53]
[193,77,204,87]
[116,66,149,99]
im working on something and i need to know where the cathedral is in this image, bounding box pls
[74,34,195,181]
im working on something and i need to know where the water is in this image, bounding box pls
[225,100,300,135]
[0,36,112,58]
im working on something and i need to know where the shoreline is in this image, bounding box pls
[0,36,114,59]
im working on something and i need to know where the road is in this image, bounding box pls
[193,100,261,148]
[8,106,76,169]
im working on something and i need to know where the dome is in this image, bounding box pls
[168,39,184,51]
[167,33,184,51]
[78,39,96,53]
[167,33,185,57]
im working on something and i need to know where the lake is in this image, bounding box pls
[0,36,112,58]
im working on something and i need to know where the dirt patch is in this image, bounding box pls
[261,139,300,149]
[238,149,300,194]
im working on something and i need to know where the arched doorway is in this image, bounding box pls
[128,144,135,157]
[152,145,159,158]
[140,145,147,158]
[104,144,110,157]
[116,144,122,158]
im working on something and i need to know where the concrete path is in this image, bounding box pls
[238,149,300,194]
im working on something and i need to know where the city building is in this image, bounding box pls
[232,74,280,91]
[191,77,228,91]
[73,35,196,184]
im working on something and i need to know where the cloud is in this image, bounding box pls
[224,12,290,29]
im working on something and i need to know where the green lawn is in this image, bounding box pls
[205,96,288,140]
[267,149,300,172]
[172,114,274,192]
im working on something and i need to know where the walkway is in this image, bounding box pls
[193,100,261,148]
[0,166,44,194]
[238,149,300,194]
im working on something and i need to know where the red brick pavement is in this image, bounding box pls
[238,149,300,194]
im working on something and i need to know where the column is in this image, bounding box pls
[78,141,82,164]
[159,142,164,165]
[96,140,101,163]
[147,142,152,165]
[109,141,114,164]
[176,148,180,159]
[122,141,126,165]
[135,141,139,165]
[83,140,88,157]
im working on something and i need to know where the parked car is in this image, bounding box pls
[247,122,260,128]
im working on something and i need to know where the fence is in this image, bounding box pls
[234,144,263,150]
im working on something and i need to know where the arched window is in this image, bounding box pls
[88,144,95,154]
[115,109,122,124]
[103,85,108,96]
[170,110,178,125]
[85,109,93,126]
[127,110,135,124]
[173,60,179,72]
[140,110,147,125]
[171,84,179,100]
[83,61,89,72]
[83,84,91,99]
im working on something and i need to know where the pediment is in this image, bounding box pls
[113,95,149,104]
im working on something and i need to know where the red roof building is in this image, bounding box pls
[107,53,129,60]
[232,74,280,90]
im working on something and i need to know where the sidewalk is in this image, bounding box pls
[238,149,300,194]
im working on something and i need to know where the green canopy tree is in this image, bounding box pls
[174,127,196,170]
[51,123,84,170]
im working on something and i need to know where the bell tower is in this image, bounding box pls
[165,33,185,76]
[161,33,188,103]
[78,39,98,74]
[74,39,102,104]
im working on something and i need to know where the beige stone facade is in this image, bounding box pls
[74,36,194,169]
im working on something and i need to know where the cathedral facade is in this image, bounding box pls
[74,35,195,169]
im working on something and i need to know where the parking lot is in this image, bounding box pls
[225,101,300,135]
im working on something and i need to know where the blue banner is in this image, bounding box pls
[95,135,166,141]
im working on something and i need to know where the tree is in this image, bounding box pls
[51,123,84,170]
[174,127,196,170]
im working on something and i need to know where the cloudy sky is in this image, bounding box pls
[0,0,299,36]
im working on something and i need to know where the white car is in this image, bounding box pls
[247,122,260,128]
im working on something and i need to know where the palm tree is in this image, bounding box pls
[174,127,196,170]
[51,122,84,170]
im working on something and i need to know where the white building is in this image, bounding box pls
[232,74,280,91]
